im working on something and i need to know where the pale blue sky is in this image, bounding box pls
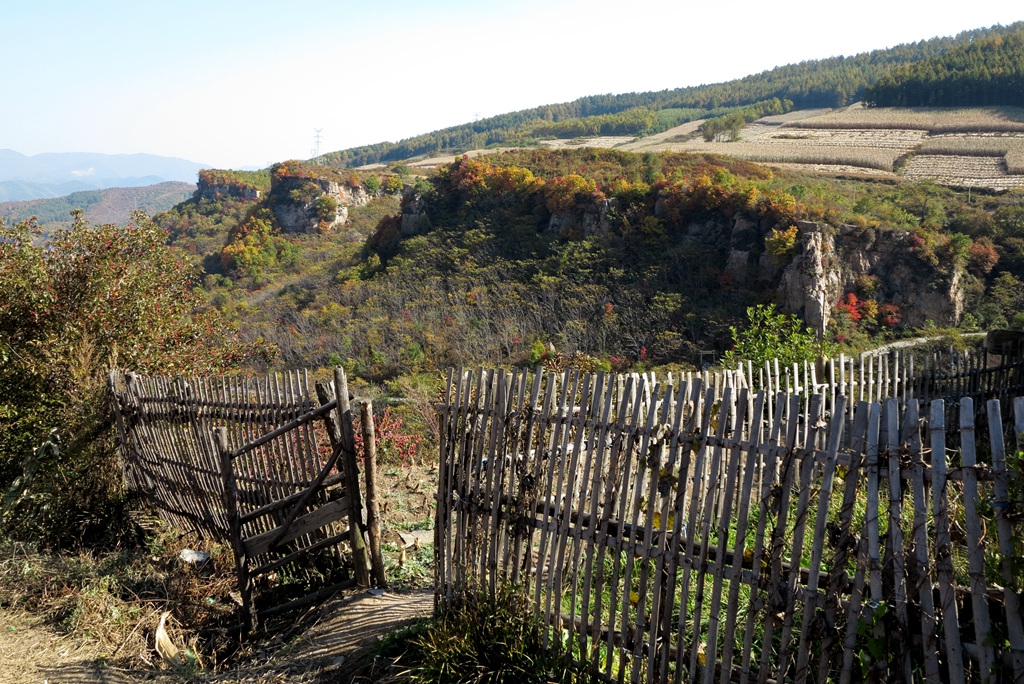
[2,0,1022,169]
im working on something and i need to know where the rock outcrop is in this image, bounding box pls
[778,221,965,330]
[400,190,429,236]
[271,176,371,234]
[547,197,618,238]
[661,211,965,330]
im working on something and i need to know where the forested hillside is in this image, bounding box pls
[149,151,1024,383]
[320,23,1024,168]
[866,30,1024,107]
[0,181,195,233]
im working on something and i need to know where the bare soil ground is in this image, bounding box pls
[0,462,440,683]
[0,590,432,684]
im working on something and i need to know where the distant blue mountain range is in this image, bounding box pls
[0,149,208,201]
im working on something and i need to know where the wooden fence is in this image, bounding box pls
[109,367,379,629]
[626,344,1024,450]
[435,367,1024,684]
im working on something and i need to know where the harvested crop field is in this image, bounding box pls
[618,120,704,151]
[919,133,1024,173]
[730,123,925,148]
[378,105,1024,190]
[636,104,1024,189]
[678,141,905,171]
[785,102,1024,132]
[756,108,832,125]
[538,135,635,149]
[761,162,898,177]
[902,154,1024,189]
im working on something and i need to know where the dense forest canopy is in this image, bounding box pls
[866,30,1024,107]
[319,23,1024,168]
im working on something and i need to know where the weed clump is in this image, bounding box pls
[359,585,596,684]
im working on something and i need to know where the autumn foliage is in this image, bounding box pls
[0,212,275,545]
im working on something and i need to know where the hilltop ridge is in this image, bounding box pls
[319,22,1024,168]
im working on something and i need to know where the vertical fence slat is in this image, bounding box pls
[719,391,766,682]
[658,379,701,682]
[687,387,733,684]
[832,402,869,683]
[510,369,543,585]
[885,397,912,683]
[756,394,802,684]
[864,401,885,679]
[590,376,637,675]
[794,394,847,684]
[702,390,749,684]
[961,397,996,683]
[989,398,1024,681]
[907,399,941,684]
[674,387,716,684]
[739,392,786,684]
[607,377,646,678]
[576,372,614,666]
[777,394,823,677]
[629,384,673,683]
[930,399,964,684]
[539,371,577,648]
[551,373,593,655]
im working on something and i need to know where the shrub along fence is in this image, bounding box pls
[109,367,384,631]
[435,366,1024,684]
[651,343,1023,444]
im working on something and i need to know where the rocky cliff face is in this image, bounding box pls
[548,198,619,238]
[400,191,429,236]
[271,176,371,234]
[550,193,966,330]
[776,221,964,329]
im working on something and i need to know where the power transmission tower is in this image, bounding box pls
[312,128,324,164]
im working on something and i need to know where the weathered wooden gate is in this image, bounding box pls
[109,367,372,630]
[436,367,1024,684]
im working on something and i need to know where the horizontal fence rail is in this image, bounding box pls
[435,366,1024,684]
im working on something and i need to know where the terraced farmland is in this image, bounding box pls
[902,154,1024,189]
[616,104,1024,190]
[680,141,905,171]
[400,105,1024,190]
[784,103,1024,132]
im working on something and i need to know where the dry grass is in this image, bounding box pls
[786,103,1024,133]
[0,532,238,671]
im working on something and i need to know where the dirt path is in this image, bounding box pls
[1,589,433,684]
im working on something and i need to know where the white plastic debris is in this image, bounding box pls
[178,549,210,564]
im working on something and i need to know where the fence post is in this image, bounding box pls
[215,426,256,632]
[360,401,388,588]
[317,372,370,588]
[332,368,371,588]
